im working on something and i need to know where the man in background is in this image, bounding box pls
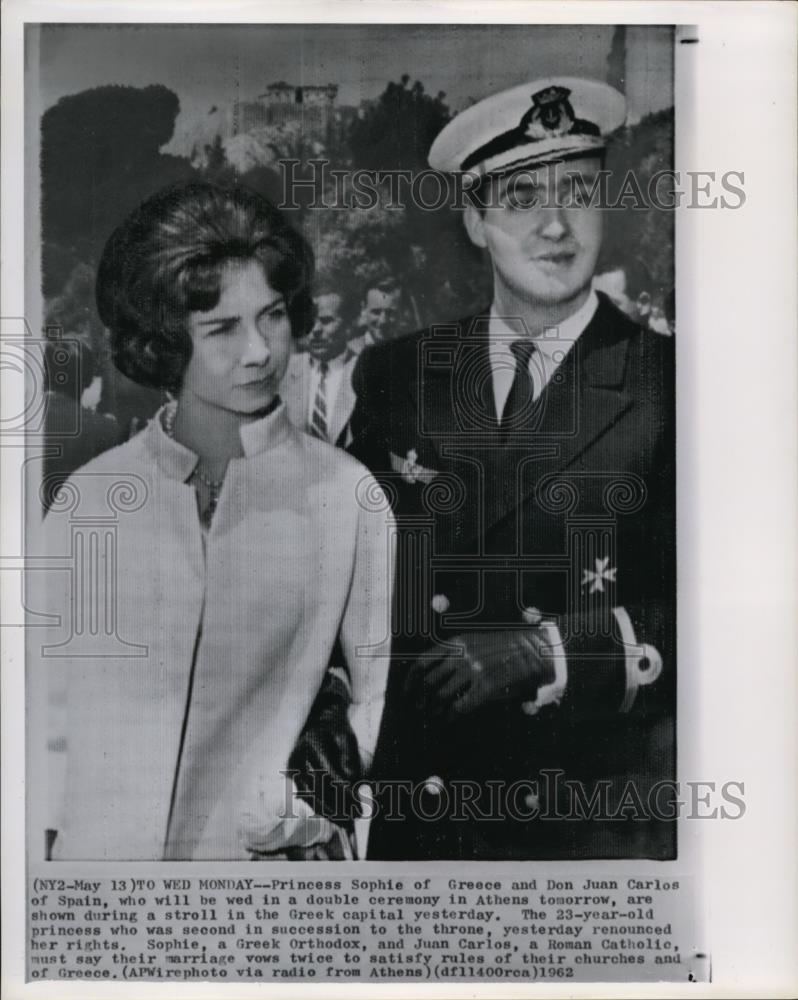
[282,278,360,448]
[350,275,403,351]
[594,258,673,334]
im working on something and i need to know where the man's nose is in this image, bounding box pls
[537,205,568,240]
[241,328,270,365]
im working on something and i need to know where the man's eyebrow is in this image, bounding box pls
[195,295,285,326]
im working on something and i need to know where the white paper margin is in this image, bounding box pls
[2,2,796,998]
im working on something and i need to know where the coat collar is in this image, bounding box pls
[455,292,631,378]
[417,291,633,419]
[143,400,294,483]
[414,294,636,539]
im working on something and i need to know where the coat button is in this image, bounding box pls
[525,792,540,810]
[423,775,444,796]
[431,594,450,614]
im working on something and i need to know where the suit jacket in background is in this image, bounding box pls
[349,293,676,860]
[282,350,359,448]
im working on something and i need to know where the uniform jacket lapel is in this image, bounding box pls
[530,306,634,468]
[412,297,635,545]
[415,314,499,441]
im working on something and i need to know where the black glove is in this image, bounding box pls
[287,660,361,835]
[406,629,555,724]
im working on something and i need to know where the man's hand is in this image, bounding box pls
[406,629,555,724]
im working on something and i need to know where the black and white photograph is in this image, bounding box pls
[28,21,676,864]
[2,2,796,994]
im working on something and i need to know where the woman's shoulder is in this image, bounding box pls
[57,431,151,487]
[42,432,152,524]
[45,427,142,483]
[286,432,391,512]
[71,430,147,469]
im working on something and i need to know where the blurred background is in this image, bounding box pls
[31,23,674,452]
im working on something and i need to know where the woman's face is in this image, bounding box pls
[181,259,293,416]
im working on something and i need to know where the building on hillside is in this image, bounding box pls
[257,82,339,127]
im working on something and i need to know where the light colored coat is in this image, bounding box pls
[33,404,394,860]
[281,349,359,447]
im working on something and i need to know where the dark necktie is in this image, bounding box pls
[500,339,538,435]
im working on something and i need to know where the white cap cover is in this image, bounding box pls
[428,77,626,179]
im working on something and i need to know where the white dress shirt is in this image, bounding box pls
[489,288,599,420]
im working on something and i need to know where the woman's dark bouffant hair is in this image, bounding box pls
[96,182,315,393]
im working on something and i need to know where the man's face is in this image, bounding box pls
[363,288,401,342]
[306,293,350,363]
[464,155,603,310]
[182,259,292,415]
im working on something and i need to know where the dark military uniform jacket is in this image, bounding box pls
[349,293,676,860]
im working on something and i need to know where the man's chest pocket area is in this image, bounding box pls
[400,467,651,640]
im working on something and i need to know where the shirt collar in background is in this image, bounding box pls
[308,346,354,371]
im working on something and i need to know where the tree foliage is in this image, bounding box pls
[41,84,196,295]
[41,79,675,361]
[601,108,675,301]
[349,76,451,173]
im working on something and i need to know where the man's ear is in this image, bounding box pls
[463,200,488,249]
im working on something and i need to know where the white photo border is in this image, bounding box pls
[2,2,796,998]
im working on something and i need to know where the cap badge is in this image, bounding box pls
[458,81,603,173]
[521,85,576,141]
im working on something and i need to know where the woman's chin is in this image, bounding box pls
[230,387,279,414]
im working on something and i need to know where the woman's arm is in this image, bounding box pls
[240,471,395,860]
[339,473,396,773]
